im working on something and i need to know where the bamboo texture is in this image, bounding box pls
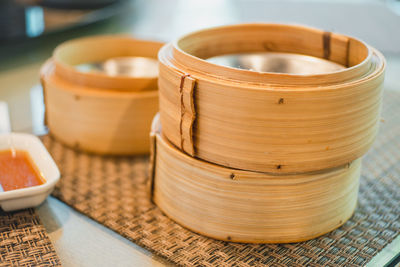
[150,114,361,243]
[41,36,164,155]
[158,24,385,173]
[54,35,162,91]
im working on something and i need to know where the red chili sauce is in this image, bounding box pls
[0,149,45,192]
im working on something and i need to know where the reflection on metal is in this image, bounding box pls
[206,52,345,75]
[75,57,159,77]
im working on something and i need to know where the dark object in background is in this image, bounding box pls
[40,0,120,9]
[0,0,124,42]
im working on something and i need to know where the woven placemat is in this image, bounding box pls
[0,209,61,266]
[42,90,400,267]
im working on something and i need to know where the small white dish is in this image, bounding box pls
[0,133,60,211]
[0,101,60,211]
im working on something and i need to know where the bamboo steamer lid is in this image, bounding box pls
[158,23,386,173]
[149,114,361,243]
[41,36,164,155]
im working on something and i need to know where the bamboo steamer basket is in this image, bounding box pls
[41,36,163,155]
[149,114,361,243]
[158,23,385,173]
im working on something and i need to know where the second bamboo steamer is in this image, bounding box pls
[41,36,163,155]
[158,24,386,173]
[149,114,361,243]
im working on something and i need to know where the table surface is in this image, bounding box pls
[1,0,399,266]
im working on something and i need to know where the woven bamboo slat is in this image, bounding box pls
[158,23,385,173]
[150,114,361,243]
[41,36,164,155]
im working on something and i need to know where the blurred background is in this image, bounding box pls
[1,0,400,135]
[1,0,400,136]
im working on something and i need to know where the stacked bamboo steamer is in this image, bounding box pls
[149,24,385,243]
[41,36,164,155]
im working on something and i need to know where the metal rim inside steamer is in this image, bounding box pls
[206,52,345,75]
[75,56,159,78]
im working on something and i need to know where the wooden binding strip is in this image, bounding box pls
[150,114,361,243]
[323,31,331,60]
[179,74,196,156]
[148,113,161,201]
[158,23,386,174]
